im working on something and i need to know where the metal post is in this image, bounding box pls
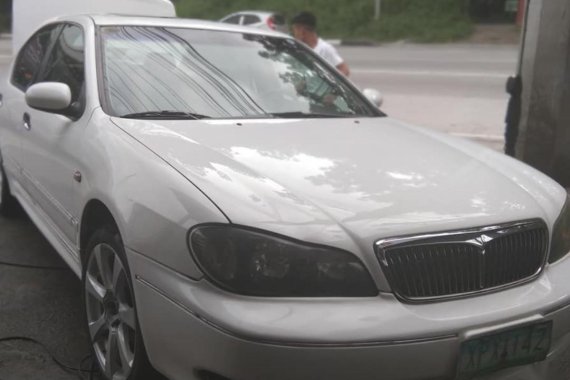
[374,0,381,20]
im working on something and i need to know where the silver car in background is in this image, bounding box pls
[220,10,288,33]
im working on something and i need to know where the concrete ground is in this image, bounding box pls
[0,210,99,380]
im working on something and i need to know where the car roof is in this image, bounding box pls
[88,14,288,37]
[224,11,279,17]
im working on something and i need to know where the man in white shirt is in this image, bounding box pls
[291,11,350,77]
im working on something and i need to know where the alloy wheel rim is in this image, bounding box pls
[85,243,136,380]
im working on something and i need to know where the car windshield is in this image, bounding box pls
[98,26,380,119]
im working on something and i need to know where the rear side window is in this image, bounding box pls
[37,24,85,105]
[11,25,60,91]
[223,15,242,24]
[243,15,261,25]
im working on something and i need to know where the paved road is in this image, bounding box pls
[341,43,518,150]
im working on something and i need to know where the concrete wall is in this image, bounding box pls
[516,0,570,187]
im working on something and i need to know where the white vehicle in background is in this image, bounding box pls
[10,0,175,51]
[1,2,570,380]
[220,11,288,33]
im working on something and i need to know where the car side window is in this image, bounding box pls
[223,15,242,24]
[11,25,60,91]
[37,24,85,107]
[243,15,261,25]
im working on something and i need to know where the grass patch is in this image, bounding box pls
[175,0,473,42]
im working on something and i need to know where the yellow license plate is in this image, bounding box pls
[457,321,552,379]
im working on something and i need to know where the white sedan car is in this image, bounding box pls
[1,15,570,380]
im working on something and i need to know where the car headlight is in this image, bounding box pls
[189,225,378,297]
[549,197,570,263]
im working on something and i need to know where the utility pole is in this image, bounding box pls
[374,0,381,20]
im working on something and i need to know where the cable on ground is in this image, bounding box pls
[0,260,99,379]
[0,336,98,380]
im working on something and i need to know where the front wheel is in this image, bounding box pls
[82,227,164,380]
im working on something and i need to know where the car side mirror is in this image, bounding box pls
[25,82,73,116]
[362,88,384,108]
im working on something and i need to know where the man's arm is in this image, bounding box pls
[336,62,350,77]
[325,44,350,77]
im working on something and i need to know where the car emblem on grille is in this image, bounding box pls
[472,235,489,290]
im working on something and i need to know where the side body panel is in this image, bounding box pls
[1,16,226,280]
[76,109,227,280]
[0,75,23,180]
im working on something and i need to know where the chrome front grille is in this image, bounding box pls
[376,220,548,302]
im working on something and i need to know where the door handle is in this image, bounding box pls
[23,113,31,131]
[0,94,3,108]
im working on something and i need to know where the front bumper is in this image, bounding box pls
[128,249,570,380]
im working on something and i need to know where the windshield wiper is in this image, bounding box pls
[269,111,354,119]
[120,111,211,120]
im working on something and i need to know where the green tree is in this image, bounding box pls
[176,0,472,42]
[0,0,12,31]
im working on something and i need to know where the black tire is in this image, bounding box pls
[0,162,20,217]
[82,226,166,380]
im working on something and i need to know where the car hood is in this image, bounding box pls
[112,116,565,257]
